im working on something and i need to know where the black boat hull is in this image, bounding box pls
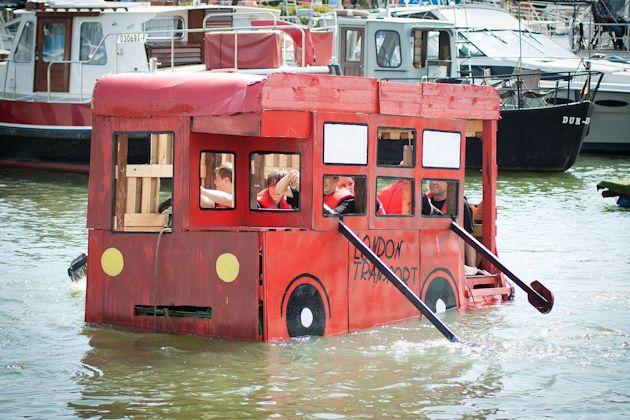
[0,129,92,167]
[0,128,150,171]
[466,101,593,172]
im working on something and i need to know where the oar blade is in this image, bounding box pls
[528,280,554,314]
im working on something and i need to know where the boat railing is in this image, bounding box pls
[586,21,630,52]
[469,69,605,110]
[376,69,604,110]
[45,44,107,102]
[5,14,314,101]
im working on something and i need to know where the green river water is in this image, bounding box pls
[0,153,628,418]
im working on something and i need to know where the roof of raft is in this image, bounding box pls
[92,72,500,121]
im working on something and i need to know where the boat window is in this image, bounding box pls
[13,21,34,63]
[456,32,485,59]
[250,152,300,211]
[411,29,425,68]
[42,23,66,63]
[376,177,415,216]
[112,133,174,232]
[377,127,415,167]
[323,123,368,165]
[79,22,107,65]
[344,28,363,62]
[421,178,459,218]
[422,130,461,169]
[4,18,21,39]
[375,30,401,68]
[143,17,185,41]
[323,174,366,217]
[464,30,576,60]
[413,30,451,76]
[199,152,235,210]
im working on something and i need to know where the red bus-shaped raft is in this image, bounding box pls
[85,72,547,341]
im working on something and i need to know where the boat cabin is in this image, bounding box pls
[326,14,458,81]
[0,2,272,98]
[86,71,509,341]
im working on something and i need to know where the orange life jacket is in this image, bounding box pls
[324,188,354,209]
[377,181,402,215]
[257,189,292,209]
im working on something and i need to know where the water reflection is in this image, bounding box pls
[70,319,507,418]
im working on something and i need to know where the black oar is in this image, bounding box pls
[337,217,460,343]
[450,221,554,314]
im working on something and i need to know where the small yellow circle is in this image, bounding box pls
[101,247,124,277]
[216,253,239,283]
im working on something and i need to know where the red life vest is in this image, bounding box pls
[426,191,447,213]
[257,189,292,209]
[377,181,402,215]
[324,188,354,209]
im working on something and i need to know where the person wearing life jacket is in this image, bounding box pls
[377,180,401,215]
[377,179,415,215]
[257,169,300,210]
[200,163,234,209]
[427,180,478,269]
[323,175,355,214]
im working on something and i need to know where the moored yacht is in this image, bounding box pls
[314,11,597,171]
[0,0,278,169]
[390,4,630,153]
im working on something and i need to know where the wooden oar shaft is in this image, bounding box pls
[449,221,548,304]
[338,219,460,343]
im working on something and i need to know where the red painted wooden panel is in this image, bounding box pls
[85,230,260,340]
[192,113,261,136]
[260,111,312,139]
[262,231,349,340]
[348,229,421,331]
[262,74,379,114]
[418,228,464,309]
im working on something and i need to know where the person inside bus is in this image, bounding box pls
[337,176,355,194]
[257,169,300,210]
[200,163,234,208]
[594,0,628,49]
[377,179,415,215]
[323,175,355,214]
[426,180,480,272]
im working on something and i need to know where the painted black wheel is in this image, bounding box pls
[285,283,326,337]
[424,277,456,313]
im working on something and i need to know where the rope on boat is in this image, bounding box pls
[153,224,172,332]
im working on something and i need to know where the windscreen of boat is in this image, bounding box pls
[462,30,577,60]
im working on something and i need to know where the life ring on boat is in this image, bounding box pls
[281,273,331,337]
[420,268,459,314]
[335,9,370,17]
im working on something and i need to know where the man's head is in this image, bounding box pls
[266,170,287,204]
[323,175,339,196]
[428,179,448,200]
[214,163,233,194]
[337,177,355,194]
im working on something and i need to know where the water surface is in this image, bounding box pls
[0,154,628,418]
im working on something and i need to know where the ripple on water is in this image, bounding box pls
[1,157,630,417]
